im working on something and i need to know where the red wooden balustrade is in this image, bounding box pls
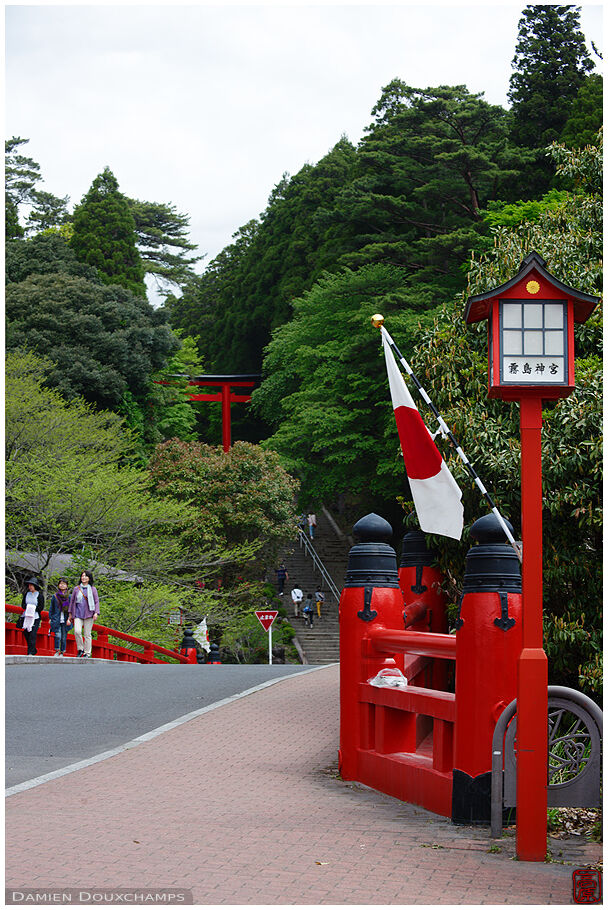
[5,604,189,664]
[360,628,456,818]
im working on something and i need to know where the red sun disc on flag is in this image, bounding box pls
[255,610,278,631]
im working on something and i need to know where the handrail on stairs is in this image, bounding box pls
[296,530,341,603]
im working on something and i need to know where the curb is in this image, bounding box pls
[5,655,120,665]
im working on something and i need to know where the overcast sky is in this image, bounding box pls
[5,1,604,294]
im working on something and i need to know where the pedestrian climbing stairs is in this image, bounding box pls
[275,508,349,665]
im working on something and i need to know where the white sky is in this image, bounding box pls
[5,1,604,294]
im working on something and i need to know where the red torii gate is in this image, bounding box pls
[186,374,261,452]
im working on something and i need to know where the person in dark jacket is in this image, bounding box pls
[275,564,288,595]
[302,593,315,628]
[49,578,73,656]
[20,577,45,655]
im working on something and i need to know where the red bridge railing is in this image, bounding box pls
[5,604,189,664]
[362,628,456,818]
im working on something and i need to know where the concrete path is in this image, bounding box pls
[5,664,601,905]
[5,660,312,787]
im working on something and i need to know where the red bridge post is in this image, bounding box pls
[339,513,405,781]
[452,513,522,824]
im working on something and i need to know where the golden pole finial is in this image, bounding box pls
[371,313,385,328]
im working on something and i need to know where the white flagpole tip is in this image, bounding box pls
[371,313,385,328]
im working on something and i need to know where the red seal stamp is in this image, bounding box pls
[573,868,602,904]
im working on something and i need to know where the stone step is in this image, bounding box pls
[273,507,349,665]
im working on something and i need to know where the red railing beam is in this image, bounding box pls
[369,628,457,661]
[359,681,456,722]
[5,604,188,664]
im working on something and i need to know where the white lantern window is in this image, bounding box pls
[524,331,544,356]
[503,330,522,355]
[523,304,544,328]
[502,303,522,328]
[499,299,567,385]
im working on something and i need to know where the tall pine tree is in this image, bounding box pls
[559,73,603,148]
[127,197,201,296]
[508,5,594,193]
[328,83,525,304]
[70,167,147,298]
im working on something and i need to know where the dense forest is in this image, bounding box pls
[5,5,602,683]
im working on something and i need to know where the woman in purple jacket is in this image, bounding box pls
[68,571,100,658]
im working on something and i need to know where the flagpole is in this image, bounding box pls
[372,314,522,562]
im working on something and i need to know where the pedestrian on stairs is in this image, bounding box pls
[307,512,317,540]
[315,589,325,622]
[290,584,303,618]
[303,594,314,628]
[275,563,289,595]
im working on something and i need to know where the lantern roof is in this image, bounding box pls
[464,251,600,325]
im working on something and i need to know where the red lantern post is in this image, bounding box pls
[465,252,598,861]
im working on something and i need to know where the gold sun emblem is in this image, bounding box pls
[526,280,540,295]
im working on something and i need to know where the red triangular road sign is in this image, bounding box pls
[255,610,278,632]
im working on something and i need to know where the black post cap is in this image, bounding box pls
[344,513,400,589]
[208,642,222,663]
[462,513,521,594]
[470,513,515,544]
[180,627,197,651]
[400,529,435,568]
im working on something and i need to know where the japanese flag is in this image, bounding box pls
[193,617,210,652]
[383,333,463,540]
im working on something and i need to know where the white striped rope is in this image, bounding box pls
[380,324,522,561]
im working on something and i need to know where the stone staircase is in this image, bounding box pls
[276,508,350,664]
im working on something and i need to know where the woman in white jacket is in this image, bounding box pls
[20,577,45,655]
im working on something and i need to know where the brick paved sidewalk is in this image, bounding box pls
[5,664,601,905]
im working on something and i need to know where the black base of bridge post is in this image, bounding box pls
[207,642,222,664]
[452,770,491,825]
[179,627,198,664]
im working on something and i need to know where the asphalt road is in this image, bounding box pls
[5,662,313,788]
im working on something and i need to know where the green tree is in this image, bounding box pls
[481,189,569,230]
[406,136,602,696]
[70,167,147,298]
[123,333,206,449]
[6,272,179,411]
[170,138,357,374]
[5,137,40,239]
[5,351,197,586]
[560,74,603,148]
[252,263,435,518]
[5,137,68,240]
[149,439,299,556]
[5,232,96,285]
[96,580,188,651]
[25,189,69,235]
[127,197,202,296]
[508,5,594,193]
[327,83,526,305]
[148,439,301,641]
